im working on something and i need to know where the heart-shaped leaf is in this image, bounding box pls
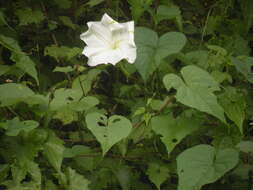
[177,144,239,190]
[86,113,132,155]
[163,65,225,122]
[135,27,186,81]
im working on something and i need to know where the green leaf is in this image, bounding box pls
[59,16,76,30]
[86,113,132,155]
[236,141,253,153]
[0,83,35,107]
[65,167,90,190]
[0,34,22,54]
[183,50,209,69]
[15,8,45,25]
[0,164,9,182]
[146,162,169,190]
[53,0,72,9]
[240,0,253,31]
[127,0,154,22]
[45,45,81,61]
[50,88,99,112]
[163,65,225,122]
[63,145,92,158]
[53,66,74,73]
[232,56,253,83]
[151,114,200,154]
[86,0,105,7]
[219,87,246,133]
[11,53,39,85]
[211,70,232,84]
[113,165,132,190]
[135,27,186,81]
[2,117,39,136]
[0,10,14,30]
[156,5,182,29]
[43,131,65,172]
[0,10,8,26]
[0,65,11,76]
[156,5,181,22]
[72,69,101,95]
[177,145,239,190]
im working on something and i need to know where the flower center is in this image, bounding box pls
[111,40,120,50]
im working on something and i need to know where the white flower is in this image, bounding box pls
[80,13,136,66]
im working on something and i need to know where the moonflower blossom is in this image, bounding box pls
[80,13,136,66]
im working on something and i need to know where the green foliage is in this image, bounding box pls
[151,114,201,154]
[163,65,225,122]
[86,113,132,155]
[146,162,170,189]
[1,117,39,136]
[0,0,252,189]
[135,27,186,80]
[15,8,45,26]
[177,145,239,190]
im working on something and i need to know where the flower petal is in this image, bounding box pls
[122,21,136,47]
[87,49,124,66]
[82,46,107,57]
[80,30,106,47]
[119,43,137,63]
[101,13,124,32]
[81,21,112,47]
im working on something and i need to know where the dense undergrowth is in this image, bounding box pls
[0,0,253,189]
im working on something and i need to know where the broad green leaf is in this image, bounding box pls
[135,27,186,81]
[86,0,105,7]
[113,165,132,190]
[133,27,157,80]
[72,69,101,95]
[0,83,35,107]
[146,162,169,190]
[50,88,99,111]
[0,65,11,76]
[53,0,72,9]
[65,167,90,190]
[2,117,39,136]
[53,109,77,125]
[0,34,22,53]
[59,16,76,30]
[53,66,74,73]
[45,45,81,61]
[0,35,38,84]
[156,5,182,30]
[11,53,39,85]
[63,145,91,158]
[184,50,209,69]
[151,114,200,154]
[177,145,239,190]
[211,70,232,84]
[236,141,253,153]
[86,113,132,155]
[156,32,186,63]
[163,65,225,122]
[219,87,245,133]
[232,56,253,83]
[156,5,181,22]
[127,0,153,22]
[15,8,45,25]
[43,131,65,172]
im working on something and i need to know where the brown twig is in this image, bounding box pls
[133,96,175,128]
